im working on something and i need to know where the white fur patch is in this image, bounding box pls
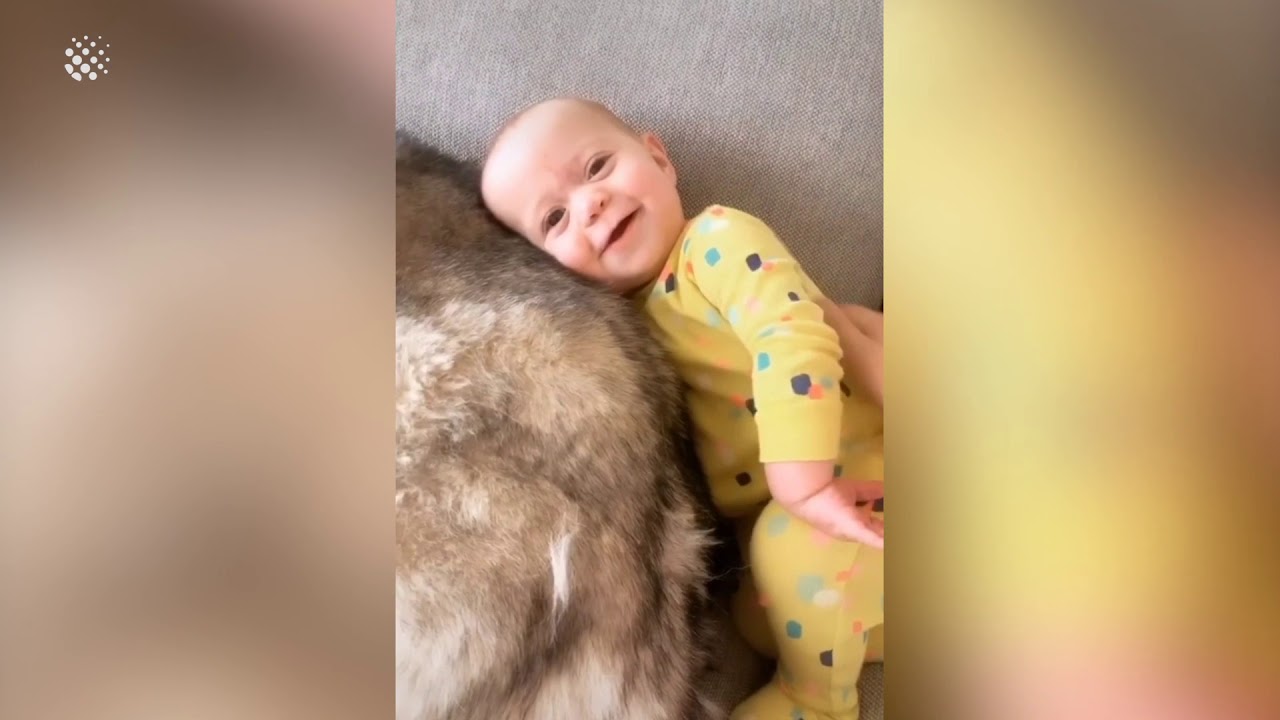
[395,303,505,452]
[696,693,725,719]
[455,488,490,524]
[394,486,417,507]
[396,573,464,720]
[395,311,473,477]
[395,315,454,429]
[549,530,575,636]
[527,657,623,720]
[395,314,449,476]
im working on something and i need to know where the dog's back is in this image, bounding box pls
[395,137,718,719]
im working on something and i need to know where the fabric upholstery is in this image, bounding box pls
[396,0,883,305]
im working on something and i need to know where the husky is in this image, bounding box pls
[395,135,747,719]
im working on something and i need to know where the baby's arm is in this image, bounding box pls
[684,208,883,546]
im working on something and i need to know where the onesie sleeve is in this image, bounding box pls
[684,206,845,463]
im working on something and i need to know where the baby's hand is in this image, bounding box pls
[764,461,884,549]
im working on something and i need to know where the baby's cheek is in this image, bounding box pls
[551,242,599,279]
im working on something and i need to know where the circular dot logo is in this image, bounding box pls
[65,35,111,81]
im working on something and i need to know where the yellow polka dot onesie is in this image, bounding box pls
[637,205,884,720]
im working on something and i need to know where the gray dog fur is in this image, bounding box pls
[394,136,760,719]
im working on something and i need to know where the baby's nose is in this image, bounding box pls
[576,187,609,223]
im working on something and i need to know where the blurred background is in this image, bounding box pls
[887,1,1280,718]
[3,1,394,717]
[2,0,1277,718]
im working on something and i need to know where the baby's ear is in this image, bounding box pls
[641,133,677,183]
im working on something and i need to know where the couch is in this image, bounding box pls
[396,0,884,715]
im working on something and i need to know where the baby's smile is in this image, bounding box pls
[605,208,638,251]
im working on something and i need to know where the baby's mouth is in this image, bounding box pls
[607,210,637,249]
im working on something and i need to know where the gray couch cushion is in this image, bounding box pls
[396,0,883,306]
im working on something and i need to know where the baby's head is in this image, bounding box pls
[481,98,686,295]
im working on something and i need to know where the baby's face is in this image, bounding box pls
[482,102,686,294]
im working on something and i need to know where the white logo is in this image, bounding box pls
[65,35,110,81]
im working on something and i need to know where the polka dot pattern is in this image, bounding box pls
[811,588,839,606]
[64,36,111,82]
[791,373,812,395]
[796,575,824,602]
[765,514,790,536]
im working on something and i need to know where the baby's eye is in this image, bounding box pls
[542,207,566,234]
[586,153,612,179]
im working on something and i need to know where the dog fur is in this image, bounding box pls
[395,135,725,720]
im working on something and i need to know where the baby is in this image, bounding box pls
[482,97,884,720]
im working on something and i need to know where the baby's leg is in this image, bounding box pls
[730,512,780,659]
[817,299,883,406]
[730,500,884,720]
